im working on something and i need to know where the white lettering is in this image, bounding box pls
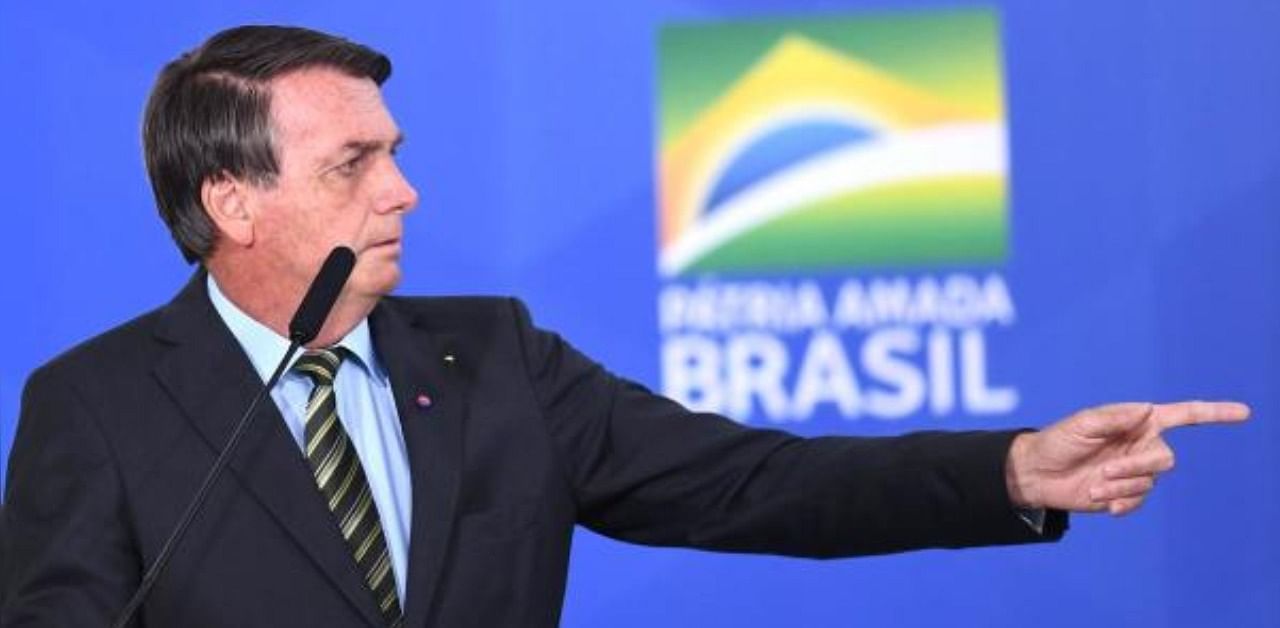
[726,333,790,421]
[959,329,1018,413]
[862,327,926,419]
[927,326,955,414]
[661,335,724,415]
[791,331,861,418]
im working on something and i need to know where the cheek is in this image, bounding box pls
[252,200,324,267]
[257,207,304,249]
[256,179,374,257]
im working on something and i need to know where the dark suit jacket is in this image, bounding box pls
[1,273,1063,627]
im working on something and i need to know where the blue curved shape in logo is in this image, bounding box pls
[704,119,876,215]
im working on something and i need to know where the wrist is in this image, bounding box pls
[1005,432,1042,508]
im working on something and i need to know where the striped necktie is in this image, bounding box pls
[294,349,403,626]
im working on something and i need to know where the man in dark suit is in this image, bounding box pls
[0,25,1249,627]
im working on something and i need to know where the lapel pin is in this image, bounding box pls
[416,393,433,408]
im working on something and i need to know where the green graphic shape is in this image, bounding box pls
[685,177,1007,275]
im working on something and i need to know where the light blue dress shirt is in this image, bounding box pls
[207,276,412,604]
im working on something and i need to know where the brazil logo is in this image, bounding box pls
[655,8,1021,426]
[657,9,1008,277]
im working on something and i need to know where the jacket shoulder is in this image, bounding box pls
[27,306,168,388]
[379,295,532,333]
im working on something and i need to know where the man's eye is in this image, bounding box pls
[334,157,362,176]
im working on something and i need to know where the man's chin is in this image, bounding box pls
[351,265,402,299]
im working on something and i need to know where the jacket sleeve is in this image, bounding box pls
[2,365,142,626]
[508,298,1066,558]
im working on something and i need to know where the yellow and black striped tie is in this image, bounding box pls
[294,349,403,627]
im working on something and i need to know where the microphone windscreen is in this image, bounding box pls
[288,246,356,344]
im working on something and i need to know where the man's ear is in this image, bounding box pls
[201,172,254,247]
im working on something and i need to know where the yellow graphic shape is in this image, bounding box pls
[660,35,989,250]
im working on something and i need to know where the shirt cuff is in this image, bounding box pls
[1016,507,1047,535]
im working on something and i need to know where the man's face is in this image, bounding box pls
[244,66,418,302]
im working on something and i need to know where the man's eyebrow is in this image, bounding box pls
[340,133,406,156]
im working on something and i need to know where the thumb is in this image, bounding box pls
[1075,403,1153,438]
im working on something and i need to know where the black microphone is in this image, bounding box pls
[290,246,356,344]
[112,246,356,628]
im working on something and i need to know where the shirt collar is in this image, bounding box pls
[206,274,386,383]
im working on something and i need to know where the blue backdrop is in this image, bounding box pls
[2,1,1277,626]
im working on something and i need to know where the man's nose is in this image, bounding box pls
[376,158,419,215]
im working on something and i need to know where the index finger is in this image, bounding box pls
[1156,400,1251,429]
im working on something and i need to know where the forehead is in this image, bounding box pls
[266,67,398,161]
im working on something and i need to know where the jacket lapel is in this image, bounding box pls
[150,273,386,627]
[369,300,466,628]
